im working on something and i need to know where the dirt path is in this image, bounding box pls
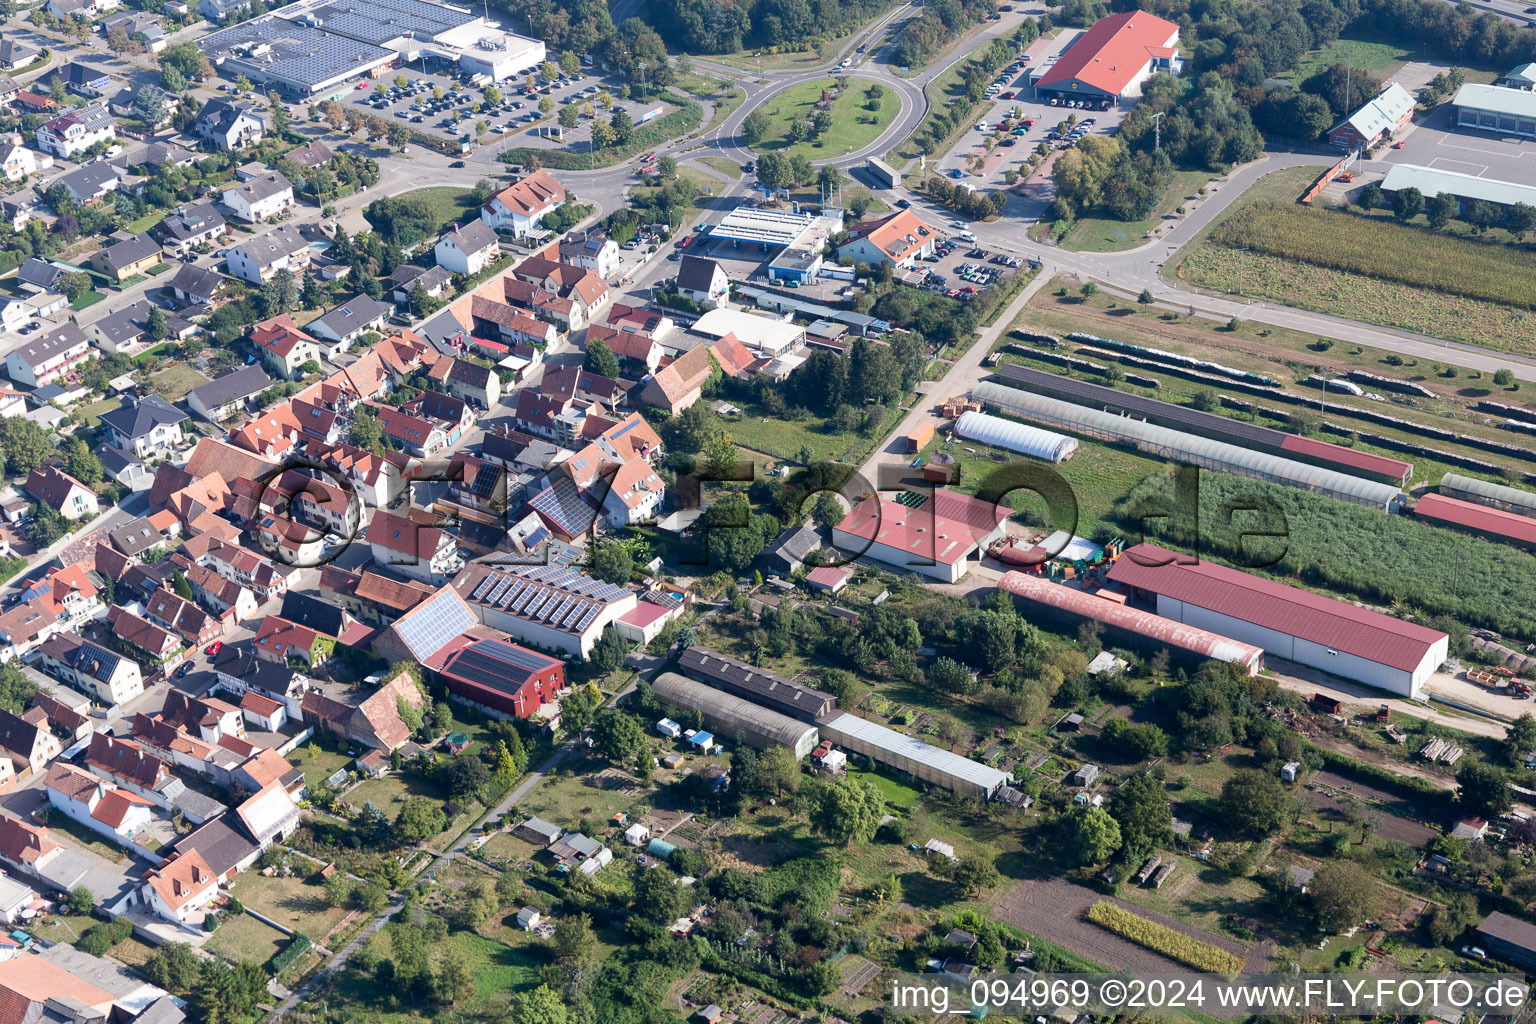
[993,877,1269,977]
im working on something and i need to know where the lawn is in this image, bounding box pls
[347,771,450,821]
[393,186,481,234]
[676,73,745,134]
[1281,33,1417,85]
[1058,170,1214,252]
[228,871,351,941]
[753,78,900,162]
[847,763,923,805]
[710,34,856,72]
[293,744,357,793]
[205,912,289,967]
[47,814,129,864]
[698,156,744,179]
[149,364,210,402]
[70,290,107,311]
[724,400,896,464]
[126,211,167,234]
[76,396,122,429]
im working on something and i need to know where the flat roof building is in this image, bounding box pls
[1452,82,1536,139]
[677,645,835,722]
[692,307,805,357]
[199,17,394,97]
[819,711,1011,800]
[1107,544,1448,696]
[652,672,820,759]
[1380,163,1536,211]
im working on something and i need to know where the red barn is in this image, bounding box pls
[437,638,564,719]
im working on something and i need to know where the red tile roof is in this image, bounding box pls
[487,169,566,216]
[1106,544,1448,672]
[93,787,153,828]
[240,692,284,717]
[1034,10,1181,96]
[144,849,216,911]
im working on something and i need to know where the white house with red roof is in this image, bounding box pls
[239,691,287,732]
[140,848,218,925]
[365,509,461,583]
[1031,11,1181,106]
[835,209,940,269]
[234,781,299,849]
[480,169,566,234]
[45,762,155,844]
[251,314,324,380]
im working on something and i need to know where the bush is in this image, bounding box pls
[1085,902,1244,973]
[271,932,312,976]
[76,918,132,956]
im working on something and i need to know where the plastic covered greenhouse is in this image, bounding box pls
[1440,473,1536,516]
[955,411,1079,463]
[971,381,1406,511]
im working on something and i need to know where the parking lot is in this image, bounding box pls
[1379,100,1535,183]
[908,238,1023,299]
[338,65,671,152]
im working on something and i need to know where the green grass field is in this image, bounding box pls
[1282,34,1416,84]
[70,290,106,311]
[228,872,351,941]
[393,187,481,234]
[126,212,167,234]
[1059,170,1213,252]
[754,78,900,161]
[76,396,122,428]
[675,73,745,133]
[205,913,289,967]
[294,745,357,792]
[149,364,209,402]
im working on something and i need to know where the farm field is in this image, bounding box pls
[753,78,901,162]
[1208,200,1536,312]
[1178,245,1536,355]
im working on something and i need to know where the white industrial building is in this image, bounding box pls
[954,410,1079,463]
[819,712,1012,800]
[652,672,820,759]
[1452,83,1536,139]
[692,307,805,358]
[1108,543,1448,697]
[455,563,638,660]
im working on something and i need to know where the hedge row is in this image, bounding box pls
[1310,745,1452,807]
[1085,902,1245,974]
[270,932,312,976]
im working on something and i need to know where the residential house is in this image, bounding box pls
[511,256,608,320]
[0,77,16,103]
[197,538,293,601]
[158,689,243,745]
[221,172,293,223]
[306,440,408,509]
[835,209,939,269]
[38,633,143,705]
[224,224,309,285]
[45,762,154,845]
[389,264,451,307]
[101,11,165,49]
[0,707,62,777]
[435,220,499,275]
[195,98,264,151]
[187,366,274,422]
[366,509,461,582]
[6,322,91,387]
[234,781,299,849]
[287,140,332,168]
[479,169,566,234]
[639,342,715,413]
[0,135,48,183]
[0,40,41,69]
[107,605,182,663]
[168,263,230,307]
[38,62,112,98]
[85,297,187,354]
[598,456,664,526]
[45,0,123,17]
[251,314,323,380]
[34,103,114,158]
[370,403,449,457]
[251,614,329,667]
[55,161,121,205]
[84,733,169,802]
[12,92,59,114]
[585,323,661,374]
[2,191,41,232]
[25,464,99,520]
[502,277,585,332]
[429,356,500,409]
[119,140,196,172]
[144,590,222,647]
[470,296,561,349]
[306,294,390,353]
[559,234,620,278]
[239,691,286,732]
[140,849,217,925]
[438,637,564,719]
[157,201,226,256]
[99,394,185,458]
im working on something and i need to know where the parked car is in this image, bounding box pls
[206,641,223,656]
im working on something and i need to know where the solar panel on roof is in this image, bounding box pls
[560,601,589,628]
[487,576,513,605]
[497,581,526,608]
[546,595,575,624]
[393,588,476,660]
[526,591,556,620]
[510,585,541,614]
[574,605,600,631]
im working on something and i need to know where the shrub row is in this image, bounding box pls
[1085,902,1245,974]
[270,932,312,976]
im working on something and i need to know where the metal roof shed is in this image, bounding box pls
[653,673,820,759]
[1440,473,1536,518]
[955,410,1079,463]
[818,712,1012,800]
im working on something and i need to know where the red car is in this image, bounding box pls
[355,81,369,90]
[1001,91,1015,99]
[205,641,223,656]
[961,285,978,294]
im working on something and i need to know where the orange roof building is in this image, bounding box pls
[1032,10,1182,102]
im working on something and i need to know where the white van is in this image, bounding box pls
[956,230,977,242]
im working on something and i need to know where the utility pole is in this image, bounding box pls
[1149,110,1164,151]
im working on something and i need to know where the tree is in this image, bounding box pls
[1220,769,1296,836]
[501,987,567,1024]
[810,491,843,531]
[590,541,633,585]
[443,755,490,800]
[809,776,882,844]
[741,108,771,146]
[145,306,169,342]
[1505,202,1536,239]
[1457,761,1512,817]
[1494,368,1516,388]
[323,872,352,908]
[657,154,678,179]
[698,493,765,573]
[483,85,502,105]
[1309,859,1377,931]
[385,121,409,150]
[144,942,201,993]
[590,709,644,763]
[1426,891,1478,945]
[68,886,94,914]
[703,431,738,477]
[434,946,473,1005]
[392,796,446,844]
[28,503,69,548]
[60,438,103,485]
[1392,186,1424,223]
[949,854,1000,897]
[1067,806,1121,864]
[588,625,630,674]
[558,104,579,129]
[269,96,291,137]
[739,745,801,796]
[632,862,687,921]
[59,272,92,301]
[1108,772,1172,862]
[349,405,385,454]
[1506,713,1536,767]
[584,339,621,377]
[172,570,194,601]
[551,913,597,964]
[1426,192,1459,230]
[1358,181,1385,211]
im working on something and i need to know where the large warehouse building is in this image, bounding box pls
[652,672,820,759]
[819,712,1012,800]
[972,381,1407,511]
[1030,11,1182,107]
[1380,164,1536,213]
[996,571,1264,674]
[678,645,836,722]
[1414,493,1536,549]
[1452,82,1536,139]
[199,0,545,97]
[1107,544,1449,696]
[993,364,1413,484]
